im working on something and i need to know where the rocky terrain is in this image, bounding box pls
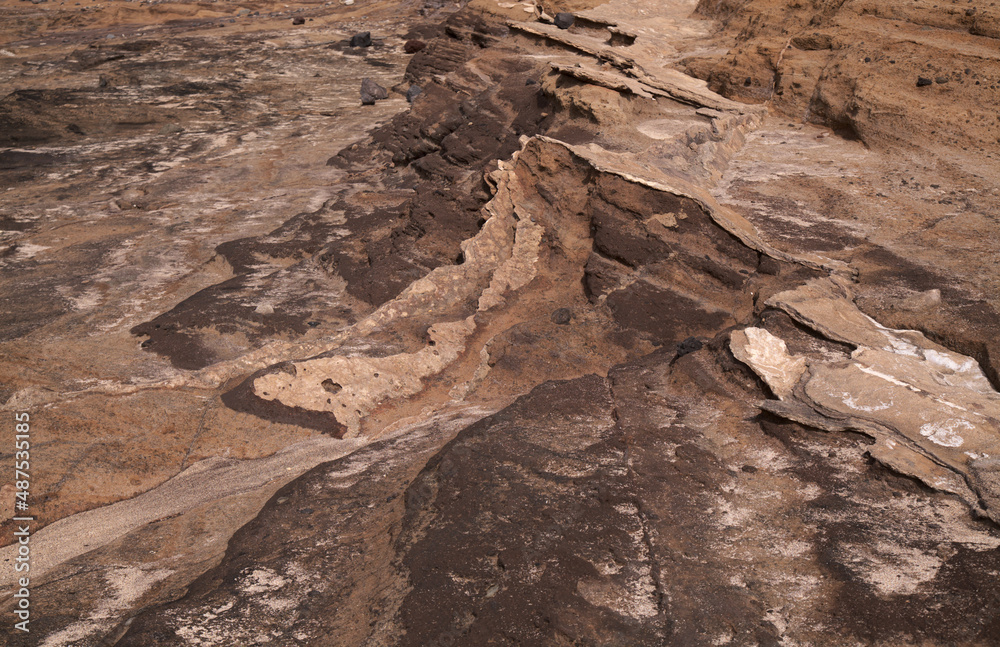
[1,0,999,644]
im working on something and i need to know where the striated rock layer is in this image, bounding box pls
[1,0,1000,644]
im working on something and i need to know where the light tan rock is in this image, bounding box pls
[735,280,1000,522]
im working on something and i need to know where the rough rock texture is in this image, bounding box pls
[2,0,1000,644]
[120,348,1000,646]
[733,278,1000,522]
[360,77,389,104]
[690,0,1000,166]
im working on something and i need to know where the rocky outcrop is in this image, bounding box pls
[2,0,1000,644]
[118,310,1000,646]
[733,278,1000,523]
[690,0,1000,163]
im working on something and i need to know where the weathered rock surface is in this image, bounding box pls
[120,346,1000,646]
[690,0,1000,167]
[2,0,1000,644]
[733,278,1000,523]
[360,77,388,104]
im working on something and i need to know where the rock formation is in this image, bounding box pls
[1,0,999,644]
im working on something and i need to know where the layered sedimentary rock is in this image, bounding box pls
[2,0,1000,644]
[690,0,1000,160]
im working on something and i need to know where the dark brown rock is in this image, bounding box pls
[404,38,426,53]
[550,307,571,324]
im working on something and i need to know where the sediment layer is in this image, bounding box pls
[2,0,999,644]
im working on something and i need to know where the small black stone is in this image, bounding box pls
[741,465,758,473]
[864,56,871,63]
[551,308,571,325]
[307,321,320,327]
[916,76,933,87]
[744,76,752,87]
[350,31,372,47]
[292,16,305,25]
[554,12,574,29]
[676,336,703,358]
[525,78,537,85]
[406,85,423,103]
[935,76,949,84]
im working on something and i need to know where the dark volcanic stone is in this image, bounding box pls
[916,76,933,87]
[554,12,574,29]
[676,336,703,358]
[350,31,373,47]
[935,76,949,84]
[405,85,423,103]
[404,39,426,54]
[360,78,388,105]
[292,16,305,25]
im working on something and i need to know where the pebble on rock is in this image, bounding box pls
[916,76,933,87]
[406,85,422,103]
[292,17,305,25]
[360,78,388,105]
[551,308,571,325]
[554,12,574,29]
[350,31,372,47]
[404,39,426,54]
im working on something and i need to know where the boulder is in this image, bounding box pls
[350,31,372,47]
[404,39,426,54]
[360,78,388,105]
